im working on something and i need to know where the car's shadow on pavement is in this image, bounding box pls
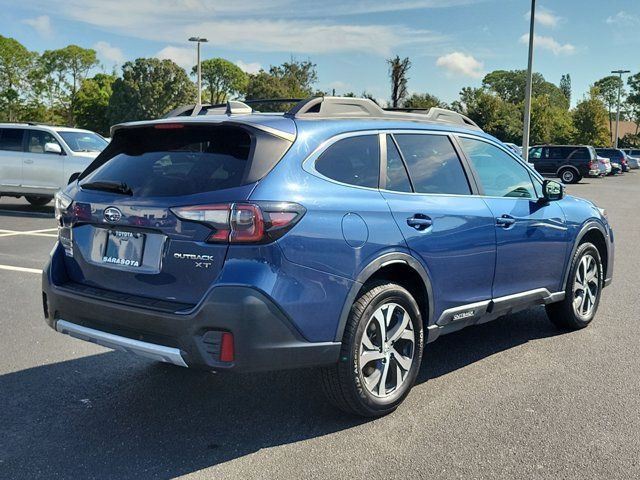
[0,203,54,218]
[0,307,561,479]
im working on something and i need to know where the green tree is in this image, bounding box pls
[528,95,574,144]
[0,35,37,121]
[387,56,411,107]
[572,87,610,146]
[108,58,197,124]
[74,73,116,136]
[38,45,99,125]
[594,75,624,143]
[560,74,572,105]
[245,59,319,111]
[452,87,522,143]
[403,93,446,109]
[626,72,640,135]
[482,70,568,109]
[193,58,248,104]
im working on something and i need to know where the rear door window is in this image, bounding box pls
[384,135,412,193]
[80,125,290,197]
[0,128,25,152]
[315,135,379,188]
[394,134,470,195]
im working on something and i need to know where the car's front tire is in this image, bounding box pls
[559,168,579,184]
[321,282,424,417]
[25,195,53,207]
[546,242,603,330]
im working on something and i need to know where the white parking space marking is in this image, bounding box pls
[0,228,58,238]
[0,264,42,274]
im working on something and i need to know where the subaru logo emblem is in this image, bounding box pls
[104,207,122,223]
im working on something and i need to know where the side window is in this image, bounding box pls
[394,134,470,195]
[459,137,537,199]
[529,147,542,159]
[26,130,61,154]
[549,147,565,159]
[0,128,25,152]
[384,135,412,193]
[315,135,379,188]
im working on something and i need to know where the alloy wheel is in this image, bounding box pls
[359,303,415,398]
[573,254,599,318]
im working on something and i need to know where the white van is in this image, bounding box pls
[0,123,107,206]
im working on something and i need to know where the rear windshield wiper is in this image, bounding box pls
[80,181,133,195]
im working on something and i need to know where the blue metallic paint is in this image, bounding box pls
[49,113,614,351]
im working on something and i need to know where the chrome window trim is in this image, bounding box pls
[302,128,549,202]
[302,130,383,192]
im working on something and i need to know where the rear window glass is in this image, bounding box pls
[0,128,25,151]
[315,135,379,188]
[80,125,289,197]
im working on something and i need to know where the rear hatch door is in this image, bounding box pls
[59,121,292,307]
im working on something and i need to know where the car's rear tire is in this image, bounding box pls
[559,168,579,184]
[321,281,424,417]
[25,195,53,207]
[546,242,603,330]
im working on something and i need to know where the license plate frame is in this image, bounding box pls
[102,230,146,268]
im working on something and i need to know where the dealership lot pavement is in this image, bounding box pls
[1,174,639,479]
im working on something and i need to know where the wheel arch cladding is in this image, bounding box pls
[563,222,609,290]
[333,253,434,342]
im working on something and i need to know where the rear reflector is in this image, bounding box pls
[220,332,234,362]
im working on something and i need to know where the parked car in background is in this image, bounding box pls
[597,155,612,177]
[503,142,522,156]
[44,97,614,417]
[625,154,640,169]
[0,124,108,206]
[622,148,640,158]
[528,145,600,184]
[596,148,628,173]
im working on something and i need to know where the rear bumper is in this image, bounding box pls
[42,261,341,372]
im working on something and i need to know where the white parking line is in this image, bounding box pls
[0,264,42,274]
[0,228,58,238]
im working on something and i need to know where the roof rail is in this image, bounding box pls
[162,96,482,131]
[284,96,482,130]
[286,97,384,118]
[162,100,253,118]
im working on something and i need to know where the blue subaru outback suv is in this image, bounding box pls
[43,97,614,417]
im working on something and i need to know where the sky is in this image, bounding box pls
[0,0,638,106]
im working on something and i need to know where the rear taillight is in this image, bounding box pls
[171,202,305,244]
[589,160,597,169]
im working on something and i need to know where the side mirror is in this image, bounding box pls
[44,142,62,155]
[542,180,564,202]
[68,172,81,184]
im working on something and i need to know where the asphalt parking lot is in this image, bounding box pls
[1,174,639,479]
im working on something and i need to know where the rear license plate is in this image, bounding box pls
[102,230,145,267]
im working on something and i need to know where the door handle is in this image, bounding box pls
[24,159,34,164]
[495,214,516,228]
[407,214,432,231]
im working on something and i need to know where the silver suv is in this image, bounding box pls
[0,123,108,206]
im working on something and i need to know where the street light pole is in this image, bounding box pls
[189,36,209,106]
[522,0,536,162]
[611,69,630,149]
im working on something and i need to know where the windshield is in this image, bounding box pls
[57,131,108,152]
